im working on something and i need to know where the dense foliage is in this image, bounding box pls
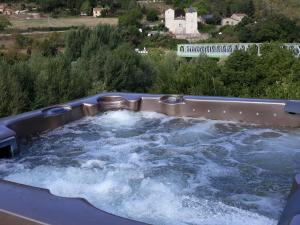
[166,0,255,18]
[148,45,300,99]
[166,0,300,22]
[0,16,11,31]
[236,14,300,43]
[0,25,300,118]
[0,25,154,116]
[211,13,300,43]
[146,9,159,22]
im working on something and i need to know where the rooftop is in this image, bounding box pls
[231,13,247,17]
[93,7,104,11]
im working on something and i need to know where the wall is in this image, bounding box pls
[165,9,198,35]
[221,18,239,26]
[185,12,198,34]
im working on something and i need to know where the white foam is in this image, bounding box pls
[81,159,106,169]
[96,110,140,127]
[5,166,276,225]
[231,193,284,217]
[1,110,298,225]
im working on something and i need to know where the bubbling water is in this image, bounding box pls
[1,110,300,225]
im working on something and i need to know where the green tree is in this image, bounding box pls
[221,48,261,97]
[192,0,210,15]
[235,16,255,42]
[229,0,255,17]
[146,9,159,22]
[0,16,11,31]
[236,14,300,42]
[119,8,143,27]
[80,0,92,15]
[148,52,181,94]
[38,0,64,12]
[104,44,153,92]
[221,44,300,99]
[0,60,34,116]
[174,57,224,96]
[15,34,33,49]
[150,53,224,96]
[38,39,59,57]
[65,26,91,61]
[33,56,78,107]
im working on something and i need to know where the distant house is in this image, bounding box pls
[165,7,199,35]
[0,4,7,14]
[93,7,104,17]
[221,13,247,26]
[3,8,13,16]
[0,3,13,15]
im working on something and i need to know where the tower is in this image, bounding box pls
[165,8,175,33]
[185,7,199,34]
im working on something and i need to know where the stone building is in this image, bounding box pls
[165,7,199,36]
[221,13,247,26]
[93,7,104,17]
[0,4,6,14]
[0,4,12,15]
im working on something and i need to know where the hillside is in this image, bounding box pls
[166,0,300,23]
[265,0,300,22]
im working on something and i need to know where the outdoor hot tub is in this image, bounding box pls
[0,93,300,225]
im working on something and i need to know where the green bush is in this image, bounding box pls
[15,34,33,49]
[146,9,159,22]
[0,16,11,31]
[119,8,143,27]
[236,14,300,42]
[0,25,300,118]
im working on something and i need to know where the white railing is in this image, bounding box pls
[177,43,300,58]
